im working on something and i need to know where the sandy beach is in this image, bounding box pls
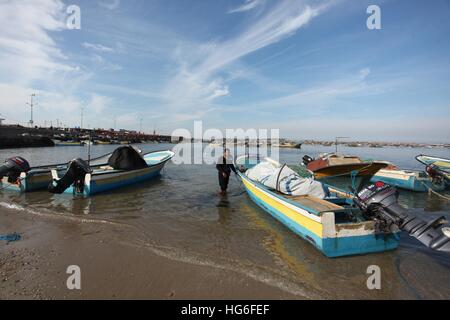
[0,206,298,300]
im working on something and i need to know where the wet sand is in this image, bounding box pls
[0,206,298,300]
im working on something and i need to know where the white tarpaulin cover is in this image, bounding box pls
[246,161,326,199]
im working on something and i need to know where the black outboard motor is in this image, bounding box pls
[48,158,91,194]
[0,157,31,183]
[302,155,314,166]
[354,181,450,253]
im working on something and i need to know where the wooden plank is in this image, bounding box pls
[286,194,344,212]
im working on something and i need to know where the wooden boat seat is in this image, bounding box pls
[99,165,114,170]
[328,157,361,166]
[285,194,344,213]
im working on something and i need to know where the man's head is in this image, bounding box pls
[223,148,231,159]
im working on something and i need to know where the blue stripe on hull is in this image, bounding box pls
[63,167,163,197]
[245,183,400,257]
[87,170,162,195]
[371,175,420,191]
[2,178,50,192]
[370,175,445,192]
[322,233,399,258]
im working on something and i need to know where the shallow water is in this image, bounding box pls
[1,143,449,299]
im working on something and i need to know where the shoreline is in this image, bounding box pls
[1,125,448,150]
[0,205,298,300]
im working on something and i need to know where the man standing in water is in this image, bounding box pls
[216,148,237,195]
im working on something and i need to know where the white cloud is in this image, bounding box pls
[82,42,115,53]
[228,68,397,111]
[0,83,114,128]
[98,0,120,10]
[0,0,77,86]
[86,94,112,114]
[162,0,328,119]
[90,54,122,71]
[199,2,324,76]
[359,67,371,79]
[228,0,264,14]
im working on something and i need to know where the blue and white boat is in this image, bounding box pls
[371,168,446,192]
[50,149,174,197]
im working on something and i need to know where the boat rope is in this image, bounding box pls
[350,170,358,191]
[427,187,450,201]
[416,180,450,201]
[0,233,21,242]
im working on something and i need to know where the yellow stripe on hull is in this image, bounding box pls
[241,178,323,238]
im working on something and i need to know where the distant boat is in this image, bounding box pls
[273,142,302,149]
[371,166,446,192]
[416,155,450,187]
[82,140,96,146]
[208,142,223,147]
[302,153,388,179]
[49,147,174,197]
[95,140,112,145]
[53,140,83,146]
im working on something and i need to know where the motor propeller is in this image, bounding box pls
[354,181,450,253]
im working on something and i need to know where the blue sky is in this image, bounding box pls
[0,0,449,142]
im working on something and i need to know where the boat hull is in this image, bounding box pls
[240,173,399,258]
[1,171,53,192]
[416,155,450,187]
[58,150,174,197]
[371,169,446,192]
[312,162,387,179]
[83,163,165,196]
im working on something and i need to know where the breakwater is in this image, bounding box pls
[0,125,179,149]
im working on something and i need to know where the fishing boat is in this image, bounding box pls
[235,155,450,257]
[302,153,388,179]
[273,141,302,149]
[49,146,174,197]
[0,153,112,193]
[371,165,446,192]
[53,140,83,147]
[95,140,112,145]
[416,155,450,187]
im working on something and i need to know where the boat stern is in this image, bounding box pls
[321,213,400,257]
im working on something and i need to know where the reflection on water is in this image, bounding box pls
[0,143,449,298]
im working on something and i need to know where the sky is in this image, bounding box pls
[0,0,449,142]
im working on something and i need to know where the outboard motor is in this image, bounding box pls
[302,155,314,166]
[354,181,450,253]
[425,165,446,184]
[48,158,91,194]
[0,157,31,183]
